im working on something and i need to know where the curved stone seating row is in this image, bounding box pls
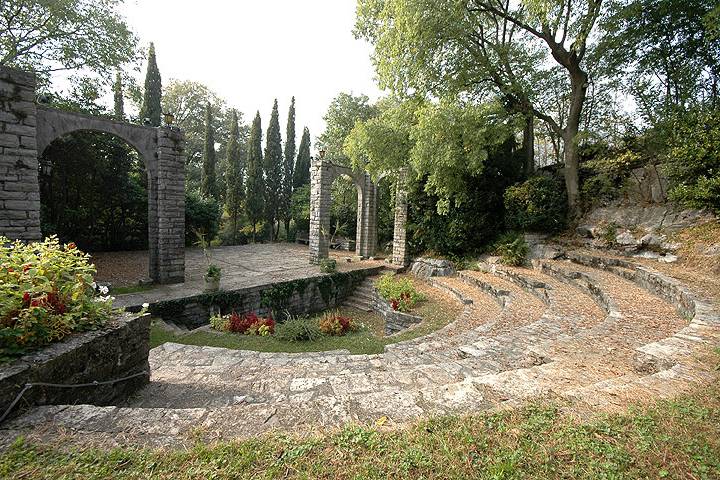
[2,250,717,448]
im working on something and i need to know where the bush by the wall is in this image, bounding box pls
[664,107,720,213]
[0,237,114,361]
[504,175,567,233]
[185,191,221,246]
[276,314,323,342]
[492,231,529,267]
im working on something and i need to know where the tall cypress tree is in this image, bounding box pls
[280,97,296,239]
[293,127,311,188]
[201,103,217,199]
[263,99,283,240]
[245,112,265,242]
[225,109,244,243]
[139,43,162,126]
[113,71,124,121]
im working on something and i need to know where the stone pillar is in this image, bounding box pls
[356,173,378,258]
[309,158,332,263]
[155,128,185,283]
[392,169,409,266]
[0,67,40,241]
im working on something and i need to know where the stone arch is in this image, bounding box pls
[0,66,186,284]
[308,156,408,266]
[35,107,159,175]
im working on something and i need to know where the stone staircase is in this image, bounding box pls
[341,276,377,312]
[2,250,718,449]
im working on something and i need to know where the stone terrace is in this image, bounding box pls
[109,244,387,309]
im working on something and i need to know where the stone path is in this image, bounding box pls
[2,250,718,448]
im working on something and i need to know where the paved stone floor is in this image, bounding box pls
[112,244,386,309]
[2,250,718,449]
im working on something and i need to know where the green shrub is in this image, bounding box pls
[375,274,425,312]
[209,312,229,331]
[185,191,221,246]
[0,236,114,361]
[493,232,529,266]
[664,107,720,213]
[504,175,567,233]
[319,259,337,273]
[276,314,323,342]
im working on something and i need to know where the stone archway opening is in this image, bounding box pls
[38,130,149,253]
[0,66,186,284]
[308,156,408,266]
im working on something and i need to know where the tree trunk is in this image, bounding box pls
[563,69,588,219]
[522,113,535,177]
[284,219,291,241]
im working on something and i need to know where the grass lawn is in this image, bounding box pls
[2,373,719,479]
[149,277,462,355]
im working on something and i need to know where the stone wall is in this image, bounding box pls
[370,290,422,335]
[0,313,150,420]
[137,268,383,329]
[0,67,40,240]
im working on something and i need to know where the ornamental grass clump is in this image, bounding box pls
[375,274,425,312]
[0,236,114,361]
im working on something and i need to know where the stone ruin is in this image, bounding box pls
[308,156,409,266]
[0,66,186,283]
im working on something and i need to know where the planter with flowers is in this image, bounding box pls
[0,236,151,418]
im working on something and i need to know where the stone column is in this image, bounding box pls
[0,66,41,241]
[392,169,409,266]
[309,158,332,263]
[356,173,378,258]
[155,128,185,283]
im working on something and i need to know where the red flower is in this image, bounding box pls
[67,242,76,250]
[390,299,399,311]
[23,264,31,272]
[7,267,14,273]
[22,292,31,304]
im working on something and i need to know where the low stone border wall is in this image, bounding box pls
[130,268,383,329]
[370,290,423,335]
[0,313,150,421]
[458,271,511,308]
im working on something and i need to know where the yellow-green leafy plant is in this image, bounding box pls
[375,274,425,312]
[0,236,114,361]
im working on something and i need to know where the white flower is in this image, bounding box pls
[99,285,109,295]
[91,282,97,290]
[142,302,150,309]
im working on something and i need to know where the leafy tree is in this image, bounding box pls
[293,127,312,188]
[280,97,296,239]
[139,42,162,127]
[264,100,283,240]
[317,93,378,164]
[598,0,720,125]
[504,175,568,233]
[112,71,124,120]
[201,103,217,199]
[185,191,221,246]
[412,100,519,212]
[356,0,605,217]
[245,112,265,242]
[40,131,147,251]
[161,80,229,192]
[225,109,244,243]
[0,0,139,84]
[664,107,720,213]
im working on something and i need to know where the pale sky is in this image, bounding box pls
[119,0,384,149]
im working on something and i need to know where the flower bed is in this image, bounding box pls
[210,311,276,336]
[209,309,357,340]
[1,236,114,362]
[375,274,426,312]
